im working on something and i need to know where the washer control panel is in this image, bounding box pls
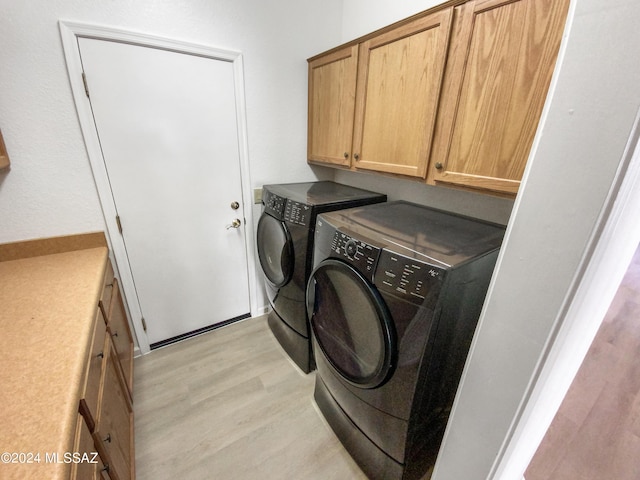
[376,250,444,305]
[284,200,311,226]
[262,190,286,218]
[330,231,380,279]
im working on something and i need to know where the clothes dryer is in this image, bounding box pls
[307,201,505,479]
[257,181,386,373]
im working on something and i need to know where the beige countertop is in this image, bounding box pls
[0,233,108,480]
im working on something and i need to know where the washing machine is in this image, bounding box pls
[256,181,386,373]
[306,201,505,479]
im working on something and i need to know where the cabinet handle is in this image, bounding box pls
[112,331,119,338]
[103,433,112,443]
[97,351,104,359]
[101,463,110,473]
[354,153,359,160]
[343,152,349,159]
[435,162,443,170]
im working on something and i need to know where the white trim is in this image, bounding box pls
[59,20,257,354]
[491,108,640,479]
[231,54,260,318]
[254,304,270,318]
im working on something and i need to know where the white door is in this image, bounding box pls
[77,37,251,346]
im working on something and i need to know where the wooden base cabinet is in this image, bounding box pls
[93,340,134,480]
[308,0,569,196]
[107,278,134,398]
[72,413,111,480]
[77,259,134,480]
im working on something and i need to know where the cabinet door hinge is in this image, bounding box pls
[115,215,123,234]
[81,72,90,99]
[141,317,147,332]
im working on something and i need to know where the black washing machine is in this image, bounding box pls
[306,201,505,479]
[256,181,386,373]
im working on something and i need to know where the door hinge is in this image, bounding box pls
[141,317,147,332]
[115,215,123,234]
[81,72,90,99]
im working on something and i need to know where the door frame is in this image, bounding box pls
[59,20,258,355]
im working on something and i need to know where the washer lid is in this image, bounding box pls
[263,181,386,207]
[318,201,505,268]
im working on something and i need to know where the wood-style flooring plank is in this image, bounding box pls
[526,245,640,480]
[134,315,368,480]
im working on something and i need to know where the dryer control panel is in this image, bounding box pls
[376,251,444,306]
[329,231,380,280]
[262,189,286,218]
[284,200,311,227]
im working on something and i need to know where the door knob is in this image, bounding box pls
[226,218,242,229]
[230,201,240,210]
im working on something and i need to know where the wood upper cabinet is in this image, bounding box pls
[353,9,453,178]
[0,130,9,170]
[308,45,358,166]
[308,0,569,196]
[428,0,570,194]
[308,9,453,178]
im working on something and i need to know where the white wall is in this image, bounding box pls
[341,0,443,42]
[0,0,342,244]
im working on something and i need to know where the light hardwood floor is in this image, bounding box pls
[134,315,369,479]
[526,244,640,479]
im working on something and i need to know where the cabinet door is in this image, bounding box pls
[72,413,111,480]
[308,45,358,166]
[99,261,115,320]
[95,340,134,480]
[108,278,134,398]
[72,414,98,480]
[429,0,569,194]
[81,308,108,432]
[352,8,453,178]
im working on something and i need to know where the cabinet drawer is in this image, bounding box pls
[107,278,134,397]
[95,340,134,480]
[99,261,115,321]
[71,413,111,480]
[81,308,108,432]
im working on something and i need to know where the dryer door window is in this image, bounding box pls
[308,259,395,388]
[257,213,294,288]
